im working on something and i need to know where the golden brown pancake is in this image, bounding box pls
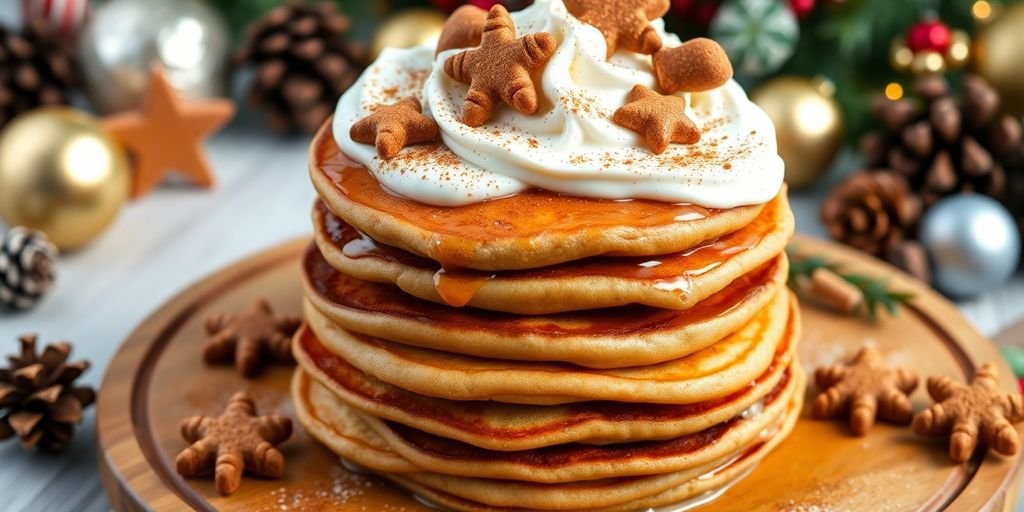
[303,243,788,368]
[346,368,795,483]
[311,192,794,314]
[303,290,795,405]
[291,368,805,511]
[309,124,768,271]
[293,324,796,450]
[393,383,803,512]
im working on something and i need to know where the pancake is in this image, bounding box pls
[291,368,805,511]
[293,325,795,450]
[295,323,795,449]
[395,381,803,512]
[292,369,417,474]
[347,367,795,483]
[303,290,795,405]
[311,191,794,315]
[303,244,788,368]
[309,124,768,271]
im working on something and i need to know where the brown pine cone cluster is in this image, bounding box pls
[820,171,930,281]
[0,334,95,451]
[236,3,364,134]
[860,75,1023,206]
[0,21,77,128]
[823,74,1024,282]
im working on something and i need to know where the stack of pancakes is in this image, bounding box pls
[293,125,804,511]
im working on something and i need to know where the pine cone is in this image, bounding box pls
[0,227,57,311]
[821,171,931,281]
[236,3,364,134]
[0,20,77,129]
[0,334,95,451]
[862,75,1023,206]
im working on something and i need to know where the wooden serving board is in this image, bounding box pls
[97,235,1023,512]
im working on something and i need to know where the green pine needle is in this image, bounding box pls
[787,248,913,321]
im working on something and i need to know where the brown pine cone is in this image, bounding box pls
[821,171,931,281]
[0,334,95,451]
[0,227,58,311]
[0,20,77,129]
[862,75,1023,206]
[236,3,364,134]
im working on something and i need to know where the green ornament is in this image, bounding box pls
[709,0,799,78]
[1001,346,1024,378]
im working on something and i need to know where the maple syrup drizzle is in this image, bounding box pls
[316,136,729,266]
[651,229,766,298]
[316,197,775,290]
[432,268,494,307]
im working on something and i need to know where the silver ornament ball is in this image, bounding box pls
[78,0,230,113]
[919,195,1021,298]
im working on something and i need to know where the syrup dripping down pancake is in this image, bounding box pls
[303,291,795,405]
[311,191,793,315]
[302,243,788,368]
[293,322,796,450]
[291,368,805,511]
[309,123,768,271]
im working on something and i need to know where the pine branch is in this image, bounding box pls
[787,248,913,321]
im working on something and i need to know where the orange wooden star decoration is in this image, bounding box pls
[564,0,670,59]
[103,67,235,198]
[613,85,699,154]
[444,5,556,127]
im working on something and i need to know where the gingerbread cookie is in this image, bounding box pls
[913,363,1024,462]
[175,392,293,496]
[443,5,556,127]
[812,346,918,435]
[350,97,440,159]
[613,84,700,154]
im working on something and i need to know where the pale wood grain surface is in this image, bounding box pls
[1,4,1024,511]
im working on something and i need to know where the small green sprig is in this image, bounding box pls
[787,248,914,321]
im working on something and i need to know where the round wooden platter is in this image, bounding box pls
[97,235,1023,512]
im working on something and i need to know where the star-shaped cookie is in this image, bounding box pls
[564,0,670,59]
[444,5,556,127]
[913,363,1024,462]
[812,346,919,436]
[613,85,700,154]
[349,97,440,159]
[103,67,235,198]
[203,299,301,378]
[175,392,292,496]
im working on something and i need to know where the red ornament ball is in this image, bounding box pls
[21,0,91,39]
[1019,377,1024,395]
[672,0,721,26]
[790,0,815,19]
[907,20,952,54]
[431,0,465,11]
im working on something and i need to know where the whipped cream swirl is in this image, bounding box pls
[333,0,784,208]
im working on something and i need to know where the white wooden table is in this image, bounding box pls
[3,4,1024,511]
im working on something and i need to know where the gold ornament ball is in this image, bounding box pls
[975,4,1024,115]
[370,9,448,61]
[751,77,844,189]
[0,107,129,251]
